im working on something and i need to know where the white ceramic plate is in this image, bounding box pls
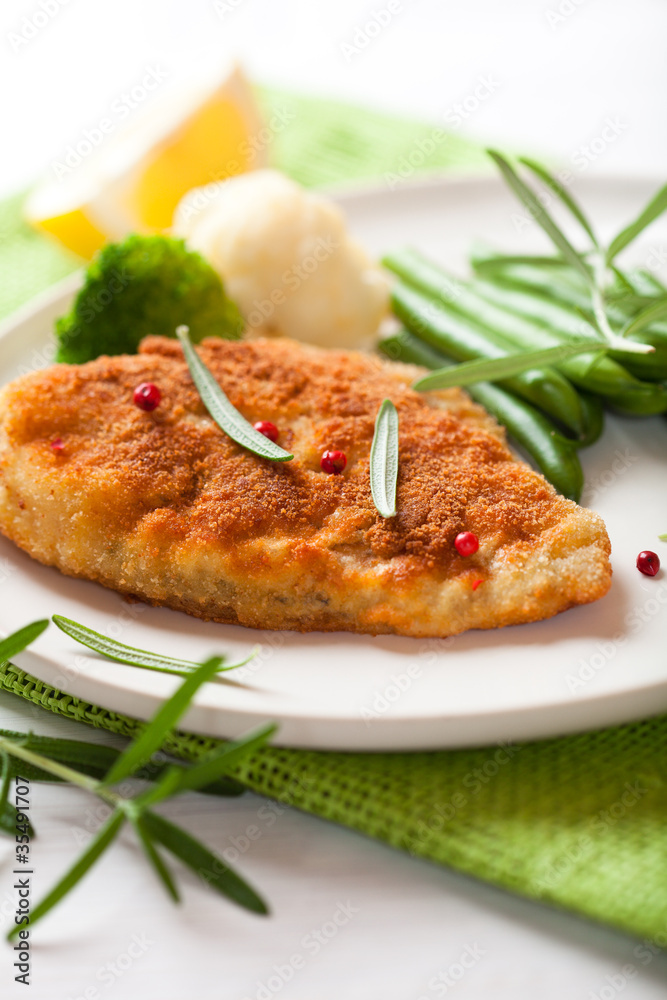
[1,175,666,751]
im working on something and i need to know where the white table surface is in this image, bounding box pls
[1,1,667,996]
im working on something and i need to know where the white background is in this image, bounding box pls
[1,0,667,997]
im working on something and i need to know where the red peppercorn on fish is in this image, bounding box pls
[0,336,611,637]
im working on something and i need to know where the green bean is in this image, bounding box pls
[391,282,585,435]
[603,383,667,416]
[607,272,667,379]
[385,249,667,412]
[611,338,667,382]
[575,392,605,449]
[379,331,584,501]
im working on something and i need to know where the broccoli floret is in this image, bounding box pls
[55,234,243,363]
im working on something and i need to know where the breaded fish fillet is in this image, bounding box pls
[0,336,611,637]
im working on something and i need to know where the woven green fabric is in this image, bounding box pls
[0,89,664,943]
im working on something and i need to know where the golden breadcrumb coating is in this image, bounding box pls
[0,336,611,637]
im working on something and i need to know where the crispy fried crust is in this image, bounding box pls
[0,336,611,637]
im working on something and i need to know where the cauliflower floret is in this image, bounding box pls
[173,169,389,349]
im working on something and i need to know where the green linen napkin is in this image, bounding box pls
[0,89,665,944]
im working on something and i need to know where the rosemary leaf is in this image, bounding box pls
[0,730,119,785]
[142,810,268,914]
[0,752,11,811]
[518,157,598,247]
[177,325,293,462]
[413,342,605,391]
[487,151,592,283]
[0,619,49,663]
[621,295,667,339]
[0,752,29,838]
[52,615,237,677]
[130,815,180,903]
[607,182,667,263]
[0,803,20,837]
[370,399,399,518]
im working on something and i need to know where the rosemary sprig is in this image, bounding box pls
[488,151,656,356]
[0,620,277,935]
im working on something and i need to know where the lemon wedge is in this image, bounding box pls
[24,62,266,259]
